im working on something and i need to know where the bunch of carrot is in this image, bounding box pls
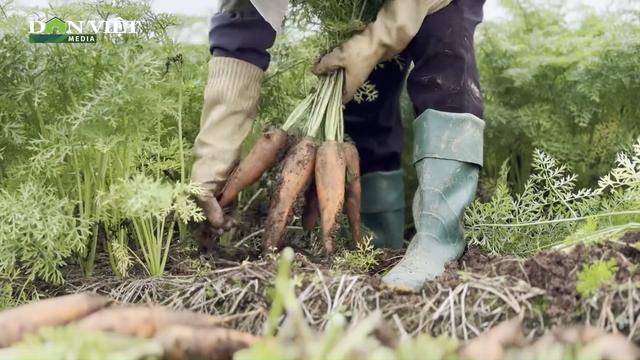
[218,70,362,255]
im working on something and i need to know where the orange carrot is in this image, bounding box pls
[156,325,257,360]
[315,141,346,255]
[219,128,288,207]
[342,143,362,247]
[263,137,317,251]
[75,306,224,338]
[302,182,320,232]
[0,293,111,347]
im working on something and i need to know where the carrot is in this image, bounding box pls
[315,141,346,255]
[75,306,224,338]
[0,293,111,347]
[218,128,288,208]
[302,181,320,232]
[156,325,257,360]
[342,142,362,247]
[263,136,317,251]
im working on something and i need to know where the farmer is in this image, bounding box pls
[192,0,485,290]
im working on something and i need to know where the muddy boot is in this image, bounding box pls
[361,170,405,249]
[383,109,484,290]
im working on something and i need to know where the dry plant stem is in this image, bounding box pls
[315,141,346,255]
[218,128,289,208]
[0,293,111,347]
[263,137,317,252]
[342,142,363,246]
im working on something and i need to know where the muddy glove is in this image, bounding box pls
[313,0,451,103]
[192,57,264,232]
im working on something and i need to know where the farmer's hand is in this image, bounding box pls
[313,44,373,105]
[193,190,236,254]
[313,0,451,103]
[195,192,236,233]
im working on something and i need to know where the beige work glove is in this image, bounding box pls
[313,0,452,103]
[191,57,263,232]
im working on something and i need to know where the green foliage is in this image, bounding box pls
[576,259,618,297]
[0,327,162,360]
[0,182,87,283]
[396,335,459,360]
[0,283,15,311]
[99,175,204,276]
[0,1,206,281]
[333,235,383,273]
[288,0,384,50]
[466,139,640,256]
[477,0,640,190]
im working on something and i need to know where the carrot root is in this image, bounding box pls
[75,306,224,338]
[315,141,346,255]
[0,293,111,347]
[156,325,257,360]
[342,142,363,247]
[219,128,288,208]
[263,136,317,252]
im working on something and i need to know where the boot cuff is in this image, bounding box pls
[413,109,484,166]
[361,170,405,213]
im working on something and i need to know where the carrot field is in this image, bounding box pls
[1,0,640,359]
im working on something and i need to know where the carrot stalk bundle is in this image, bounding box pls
[221,69,363,254]
[262,137,317,251]
[342,142,363,247]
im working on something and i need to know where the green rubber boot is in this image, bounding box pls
[360,170,405,249]
[383,109,484,291]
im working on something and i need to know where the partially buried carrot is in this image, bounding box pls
[218,128,288,208]
[342,142,362,247]
[263,136,317,251]
[302,181,320,232]
[315,140,346,255]
[0,293,111,347]
[156,325,257,360]
[75,306,224,338]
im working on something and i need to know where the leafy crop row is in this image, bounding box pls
[0,0,638,288]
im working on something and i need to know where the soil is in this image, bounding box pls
[40,230,640,342]
[439,231,640,318]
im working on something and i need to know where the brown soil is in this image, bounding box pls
[35,232,640,343]
[440,232,640,319]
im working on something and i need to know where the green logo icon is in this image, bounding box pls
[44,17,67,34]
[29,17,96,44]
